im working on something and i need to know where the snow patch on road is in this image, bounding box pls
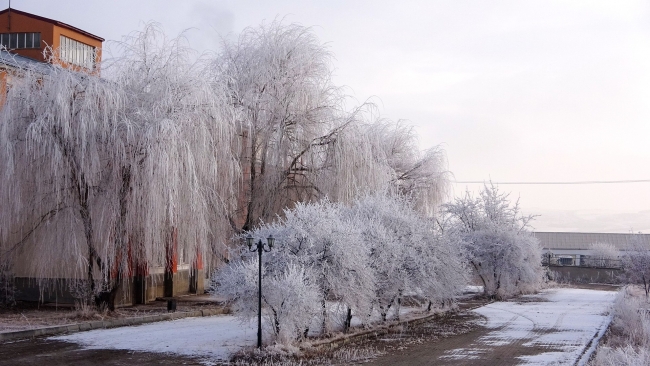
[443,288,617,365]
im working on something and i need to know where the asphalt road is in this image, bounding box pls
[0,338,205,366]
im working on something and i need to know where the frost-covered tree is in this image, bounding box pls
[347,193,465,321]
[105,25,239,274]
[215,199,374,341]
[622,233,650,297]
[270,199,375,335]
[211,21,449,232]
[212,21,350,232]
[326,121,449,216]
[215,261,320,343]
[589,242,619,268]
[0,64,127,307]
[0,25,237,309]
[442,184,543,299]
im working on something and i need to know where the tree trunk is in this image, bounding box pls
[395,290,402,321]
[321,297,327,335]
[95,166,132,311]
[344,307,352,333]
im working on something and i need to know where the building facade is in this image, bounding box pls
[535,231,650,267]
[0,7,103,71]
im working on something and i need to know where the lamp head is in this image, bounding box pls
[246,233,254,249]
[267,234,275,249]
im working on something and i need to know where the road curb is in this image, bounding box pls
[574,312,614,366]
[306,308,460,351]
[304,298,492,351]
[0,307,228,342]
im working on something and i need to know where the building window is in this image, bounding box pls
[59,35,96,69]
[0,32,41,49]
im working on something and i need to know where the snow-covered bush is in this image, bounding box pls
[214,194,468,344]
[592,346,650,366]
[347,194,466,321]
[214,260,320,343]
[265,199,375,335]
[442,184,543,299]
[591,287,650,366]
[261,264,321,343]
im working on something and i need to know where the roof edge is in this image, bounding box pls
[0,8,105,43]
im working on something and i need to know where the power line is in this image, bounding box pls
[453,179,650,185]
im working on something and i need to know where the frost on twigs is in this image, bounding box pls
[0,19,449,311]
[213,193,468,346]
[0,23,237,309]
[441,183,543,300]
[212,20,449,234]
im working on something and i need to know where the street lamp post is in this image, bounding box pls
[246,233,274,348]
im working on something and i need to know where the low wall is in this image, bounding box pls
[13,269,205,305]
[549,266,623,284]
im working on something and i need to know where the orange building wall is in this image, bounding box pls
[0,70,7,103]
[0,9,102,70]
[0,10,54,62]
[52,25,103,71]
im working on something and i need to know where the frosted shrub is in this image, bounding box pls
[593,346,650,366]
[591,287,650,366]
[213,259,259,318]
[347,193,466,320]
[214,260,320,344]
[608,289,650,348]
[262,264,320,343]
[264,199,375,335]
[442,184,543,299]
[214,194,468,345]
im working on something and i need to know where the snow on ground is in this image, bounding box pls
[52,315,257,363]
[442,288,617,365]
[51,289,615,364]
[52,305,424,363]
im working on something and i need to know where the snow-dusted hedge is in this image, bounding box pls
[213,194,467,344]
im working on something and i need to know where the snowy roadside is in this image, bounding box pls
[51,304,440,364]
[53,315,257,363]
[50,288,618,365]
[441,288,618,365]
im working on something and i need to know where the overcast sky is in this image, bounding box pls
[8,0,650,232]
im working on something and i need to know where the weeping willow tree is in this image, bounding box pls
[318,118,449,217]
[213,21,449,233]
[0,25,237,309]
[0,20,449,309]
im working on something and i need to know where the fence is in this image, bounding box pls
[542,254,622,269]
